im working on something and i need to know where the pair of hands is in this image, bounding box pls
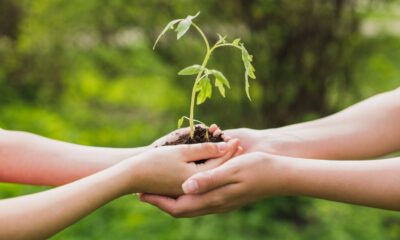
[134,126,289,217]
[117,125,242,197]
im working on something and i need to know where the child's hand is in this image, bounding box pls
[120,138,241,197]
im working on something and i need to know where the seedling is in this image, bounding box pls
[153,12,256,139]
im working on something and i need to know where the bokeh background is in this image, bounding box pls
[1,0,400,239]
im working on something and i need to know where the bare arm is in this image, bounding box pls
[0,140,239,239]
[225,88,400,159]
[140,153,400,217]
[287,156,400,210]
[0,129,148,186]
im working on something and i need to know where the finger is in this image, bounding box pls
[196,139,240,170]
[140,194,202,218]
[213,129,222,137]
[179,184,240,217]
[139,194,178,214]
[222,135,231,142]
[146,184,238,218]
[178,142,228,162]
[233,146,244,157]
[183,164,239,194]
[209,124,219,133]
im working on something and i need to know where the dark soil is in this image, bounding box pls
[163,126,224,164]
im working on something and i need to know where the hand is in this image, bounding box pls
[223,128,301,156]
[120,139,241,197]
[140,152,291,217]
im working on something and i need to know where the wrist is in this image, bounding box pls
[105,157,143,196]
[255,129,295,155]
[257,153,298,197]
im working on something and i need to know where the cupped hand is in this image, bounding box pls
[122,138,241,197]
[139,152,291,217]
[152,124,232,147]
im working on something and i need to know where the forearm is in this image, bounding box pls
[259,89,400,159]
[283,156,400,211]
[0,161,134,240]
[0,130,149,186]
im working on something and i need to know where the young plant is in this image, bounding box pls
[153,12,256,139]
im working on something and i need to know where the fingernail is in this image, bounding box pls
[217,142,227,152]
[182,179,199,194]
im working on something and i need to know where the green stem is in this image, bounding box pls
[212,43,242,51]
[187,27,241,138]
[188,23,212,138]
[192,23,210,52]
[189,51,211,138]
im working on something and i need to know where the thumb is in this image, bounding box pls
[182,166,236,194]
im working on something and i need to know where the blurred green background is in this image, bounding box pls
[1,0,400,239]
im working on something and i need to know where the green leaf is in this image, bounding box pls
[175,12,200,39]
[177,116,185,128]
[205,77,212,99]
[194,76,207,92]
[153,19,182,50]
[215,79,226,97]
[232,38,241,46]
[241,44,256,100]
[209,70,230,88]
[178,65,203,75]
[196,77,211,105]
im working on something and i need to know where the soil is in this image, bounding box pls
[163,126,224,164]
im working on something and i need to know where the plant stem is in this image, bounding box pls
[187,27,242,138]
[189,51,211,138]
[188,23,212,138]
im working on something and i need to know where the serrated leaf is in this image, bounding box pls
[232,38,241,46]
[175,12,200,39]
[210,70,230,88]
[178,65,203,75]
[177,116,185,128]
[153,19,182,50]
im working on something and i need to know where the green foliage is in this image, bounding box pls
[0,0,399,239]
[153,12,255,137]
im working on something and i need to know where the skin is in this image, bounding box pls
[140,88,400,216]
[141,153,400,217]
[0,126,226,186]
[0,124,242,239]
[222,87,400,159]
[0,138,241,239]
[0,129,147,186]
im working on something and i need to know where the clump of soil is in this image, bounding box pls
[163,126,224,164]
[164,126,223,145]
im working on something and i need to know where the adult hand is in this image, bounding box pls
[139,152,291,217]
[122,138,241,197]
[222,128,304,156]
